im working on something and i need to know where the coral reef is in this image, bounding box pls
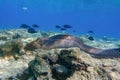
[21,48,120,80]
[0,29,120,80]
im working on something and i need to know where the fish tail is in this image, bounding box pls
[79,44,120,58]
[91,48,120,58]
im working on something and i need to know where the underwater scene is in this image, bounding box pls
[0,0,120,80]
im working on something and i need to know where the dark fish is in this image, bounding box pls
[27,28,37,33]
[60,28,67,31]
[73,30,76,32]
[88,36,94,41]
[88,30,94,33]
[20,24,30,28]
[32,24,39,28]
[55,25,61,29]
[63,24,72,28]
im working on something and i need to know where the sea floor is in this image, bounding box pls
[0,29,120,48]
[0,29,119,80]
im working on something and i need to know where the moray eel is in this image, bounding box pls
[25,34,120,58]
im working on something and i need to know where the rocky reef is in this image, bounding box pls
[0,29,119,80]
[23,48,120,80]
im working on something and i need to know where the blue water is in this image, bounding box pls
[0,0,120,38]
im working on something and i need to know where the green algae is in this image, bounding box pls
[0,40,24,59]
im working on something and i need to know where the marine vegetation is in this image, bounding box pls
[0,36,8,41]
[0,40,24,60]
[21,47,118,80]
[21,49,81,80]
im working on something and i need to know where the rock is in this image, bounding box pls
[27,59,52,80]
[0,29,119,80]
[12,33,21,39]
[0,36,8,41]
[52,64,68,80]
[25,48,120,80]
[41,32,50,37]
[0,40,24,60]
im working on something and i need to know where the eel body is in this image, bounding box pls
[25,34,120,58]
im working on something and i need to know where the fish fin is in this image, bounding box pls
[91,48,120,58]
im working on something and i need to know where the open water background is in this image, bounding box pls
[0,0,120,38]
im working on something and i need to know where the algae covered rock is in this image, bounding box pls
[0,36,8,41]
[24,48,120,80]
[0,40,24,60]
[12,33,21,39]
[25,49,53,80]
